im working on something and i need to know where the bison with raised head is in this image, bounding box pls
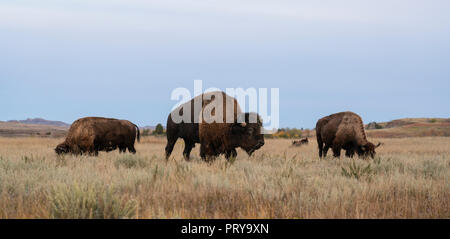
[316,111,381,159]
[165,91,239,161]
[198,92,265,161]
[55,117,140,156]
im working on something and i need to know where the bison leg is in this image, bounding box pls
[127,145,137,154]
[345,149,353,158]
[183,140,195,161]
[111,145,118,152]
[345,147,355,158]
[87,146,98,157]
[225,149,237,161]
[317,137,324,158]
[200,143,208,161]
[332,144,342,158]
[199,143,219,162]
[322,145,330,158]
[165,137,177,160]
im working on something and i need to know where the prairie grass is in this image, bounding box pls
[0,136,448,218]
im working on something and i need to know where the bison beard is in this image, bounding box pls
[316,111,381,159]
[55,117,140,156]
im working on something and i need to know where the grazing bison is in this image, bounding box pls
[343,142,383,158]
[55,117,140,156]
[316,111,381,159]
[198,92,264,161]
[292,138,308,146]
[165,91,238,161]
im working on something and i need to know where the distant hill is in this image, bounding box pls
[0,122,68,137]
[365,118,450,138]
[7,118,70,127]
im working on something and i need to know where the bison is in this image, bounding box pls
[316,111,381,159]
[165,91,239,161]
[55,117,140,156]
[198,92,264,161]
[292,138,308,146]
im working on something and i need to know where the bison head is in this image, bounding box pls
[232,113,265,156]
[55,142,70,155]
[360,142,382,159]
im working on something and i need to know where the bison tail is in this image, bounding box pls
[134,124,140,142]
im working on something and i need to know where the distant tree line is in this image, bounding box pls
[265,128,311,139]
[141,123,165,136]
[366,122,383,130]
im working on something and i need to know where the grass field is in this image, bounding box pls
[0,136,448,218]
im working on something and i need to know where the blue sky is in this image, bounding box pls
[1,0,449,128]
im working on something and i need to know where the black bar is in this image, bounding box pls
[0,219,447,238]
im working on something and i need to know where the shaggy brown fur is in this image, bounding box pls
[316,111,381,159]
[198,94,264,161]
[165,91,241,161]
[55,117,140,156]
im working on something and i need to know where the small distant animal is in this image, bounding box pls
[292,138,309,146]
[316,111,381,159]
[55,117,140,156]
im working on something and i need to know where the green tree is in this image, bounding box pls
[153,123,164,135]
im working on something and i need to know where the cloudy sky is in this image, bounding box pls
[1,0,449,128]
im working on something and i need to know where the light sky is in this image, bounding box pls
[1,0,449,128]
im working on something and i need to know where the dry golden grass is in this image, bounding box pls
[0,136,448,218]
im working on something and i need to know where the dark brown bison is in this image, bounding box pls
[292,138,308,146]
[316,111,381,159]
[198,92,264,161]
[165,91,238,161]
[55,117,140,156]
[342,141,383,158]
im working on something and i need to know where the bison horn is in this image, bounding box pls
[375,142,382,148]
